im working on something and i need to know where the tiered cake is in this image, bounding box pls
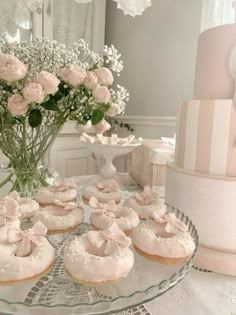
[165,24,236,275]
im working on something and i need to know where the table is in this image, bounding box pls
[74,174,236,315]
[1,174,236,315]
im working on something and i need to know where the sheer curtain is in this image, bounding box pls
[201,0,236,31]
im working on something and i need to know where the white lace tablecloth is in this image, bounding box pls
[1,174,236,315]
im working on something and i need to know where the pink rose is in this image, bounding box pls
[92,85,110,104]
[106,103,122,117]
[23,82,44,103]
[34,71,60,95]
[0,54,27,82]
[95,67,114,86]
[95,119,111,134]
[83,71,98,90]
[60,64,86,87]
[7,94,28,116]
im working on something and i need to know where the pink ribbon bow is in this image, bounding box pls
[134,186,158,205]
[152,212,188,235]
[7,221,47,257]
[89,197,116,218]
[53,200,83,211]
[52,179,77,192]
[96,179,119,193]
[0,196,20,227]
[87,222,131,255]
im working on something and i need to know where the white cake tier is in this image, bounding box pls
[165,163,236,252]
[194,24,236,99]
[175,99,236,176]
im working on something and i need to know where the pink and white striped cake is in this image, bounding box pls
[175,99,236,177]
[166,23,236,275]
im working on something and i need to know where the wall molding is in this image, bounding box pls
[116,115,177,127]
[58,116,177,137]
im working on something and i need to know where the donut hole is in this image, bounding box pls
[84,239,113,258]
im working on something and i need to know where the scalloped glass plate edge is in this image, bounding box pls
[0,207,199,315]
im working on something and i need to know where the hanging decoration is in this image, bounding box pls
[17,0,152,17]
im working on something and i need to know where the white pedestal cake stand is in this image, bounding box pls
[86,142,139,178]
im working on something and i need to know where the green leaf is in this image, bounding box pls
[0,80,12,92]
[99,103,110,112]
[28,109,42,128]
[91,109,104,125]
[41,99,60,111]
[58,81,69,96]
[53,90,64,102]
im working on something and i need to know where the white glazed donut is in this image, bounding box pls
[89,197,139,233]
[9,191,39,219]
[123,186,166,219]
[0,196,21,243]
[32,201,84,233]
[132,212,195,264]
[35,179,78,206]
[0,221,55,284]
[64,222,134,284]
[82,179,121,204]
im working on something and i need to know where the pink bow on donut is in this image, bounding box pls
[0,196,20,227]
[89,197,116,218]
[53,200,83,211]
[133,186,158,205]
[52,179,77,192]
[7,221,47,257]
[96,179,119,193]
[87,222,131,255]
[152,212,188,235]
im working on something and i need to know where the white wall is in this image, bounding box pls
[105,0,202,137]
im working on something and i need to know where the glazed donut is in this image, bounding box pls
[0,221,55,284]
[89,197,139,233]
[123,186,166,219]
[132,211,195,264]
[32,200,84,233]
[64,222,134,284]
[9,191,39,219]
[35,179,78,206]
[82,179,121,204]
[0,196,21,243]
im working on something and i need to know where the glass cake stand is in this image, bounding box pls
[0,207,198,315]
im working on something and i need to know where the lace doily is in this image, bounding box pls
[19,0,152,17]
[112,0,152,17]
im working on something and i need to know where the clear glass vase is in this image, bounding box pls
[0,124,60,197]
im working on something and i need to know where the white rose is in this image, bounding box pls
[83,71,98,90]
[60,64,86,87]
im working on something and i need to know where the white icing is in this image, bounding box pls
[83,185,121,203]
[132,220,195,258]
[79,133,143,146]
[32,205,84,231]
[123,196,166,219]
[64,235,134,283]
[0,238,54,282]
[0,220,20,243]
[35,187,77,204]
[9,191,39,219]
[90,206,139,232]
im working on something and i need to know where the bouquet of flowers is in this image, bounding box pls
[0,36,129,193]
